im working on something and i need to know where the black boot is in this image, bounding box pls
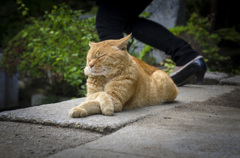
[170,56,207,86]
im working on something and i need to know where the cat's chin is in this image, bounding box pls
[91,72,105,76]
[90,69,108,76]
[84,67,104,76]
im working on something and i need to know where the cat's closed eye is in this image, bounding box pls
[87,54,106,62]
[97,54,107,59]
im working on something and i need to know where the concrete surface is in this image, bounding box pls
[0,122,102,158]
[0,85,235,133]
[203,72,229,85]
[220,75,240,86]
[0,85,240,158]
[51,102,239,158]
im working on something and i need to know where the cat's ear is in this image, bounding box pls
[89,41,96,48]
[116,33,132,50]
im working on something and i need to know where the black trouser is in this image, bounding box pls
[96,0,199,66]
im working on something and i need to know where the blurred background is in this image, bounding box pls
[0,0,239,111]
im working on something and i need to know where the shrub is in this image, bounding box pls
[1,4,99,97]
[170,13,229,64]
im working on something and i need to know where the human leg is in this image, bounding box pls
[96,0,152,41]
[96,0,207,86]
[124,17,206,85]
[124,17,199,66]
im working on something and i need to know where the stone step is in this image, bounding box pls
[0,85,236,133]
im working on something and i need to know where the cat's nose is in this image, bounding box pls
[89,62,94,68]
[88,59,96,68]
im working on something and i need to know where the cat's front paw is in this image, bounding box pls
[69,107,88,118]
[102,108,114,116]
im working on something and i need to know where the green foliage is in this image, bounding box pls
[170,13,226,62]
[160,58,176,74]
[139,44,156,65]
[128,39,156,65]
[140,11,152,18]
[139,44,152,60]
[17,0,30,17]
[1,4,99,97]
[41,94,60,105]
[216,27,240,43]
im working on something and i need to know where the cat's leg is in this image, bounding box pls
[107,96,123,112]
[69,100,101,118]
[105,80,135,112]
[69,92,114,118]
[95,92,114,116]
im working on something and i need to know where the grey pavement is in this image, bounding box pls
[1,84,240,158]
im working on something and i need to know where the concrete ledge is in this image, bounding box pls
[203,72,229,85]
[0,85,236,133]
[203,72,240,86]
[220,75,240,86]
[0,97,174,133]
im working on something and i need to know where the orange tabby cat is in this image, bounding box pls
[69,34,178,118]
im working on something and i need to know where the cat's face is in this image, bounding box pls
[84,34,131,77]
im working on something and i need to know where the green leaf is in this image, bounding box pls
[22,31,28,38]
[2,3,97,97]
